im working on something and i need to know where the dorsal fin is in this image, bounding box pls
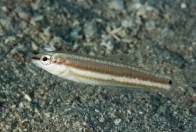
[102,53,153,72]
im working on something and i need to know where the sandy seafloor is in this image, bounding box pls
[0,0,195,131]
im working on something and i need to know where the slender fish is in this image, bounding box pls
[31,51,173,91]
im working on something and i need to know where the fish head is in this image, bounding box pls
[31,52,67,75]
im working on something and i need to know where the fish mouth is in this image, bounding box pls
[31,54,41,65]
[31,53,42,60]
[32,56,40,60]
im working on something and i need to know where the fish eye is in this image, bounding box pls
[43,57,48,61]
[40,55,51,65]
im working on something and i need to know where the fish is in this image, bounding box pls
[31,51,173,92]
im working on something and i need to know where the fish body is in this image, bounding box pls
[32,51,173,91]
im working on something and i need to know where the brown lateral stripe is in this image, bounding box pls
[58,62,169,84]
[53,61,64,65]
[32,56,40,60]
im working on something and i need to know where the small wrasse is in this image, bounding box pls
[31,51,173,92]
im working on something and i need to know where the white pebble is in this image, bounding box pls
[2,6,8,12]
[84,24,94,37]
[121,19,135,28]
[108,0,124,10]
[24,94,32,102]
[18,11,30,21]
[114,118,121,125]
[145,20,156,31]
[181,3,187,9]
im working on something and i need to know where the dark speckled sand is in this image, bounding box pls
[0,0,195,131]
